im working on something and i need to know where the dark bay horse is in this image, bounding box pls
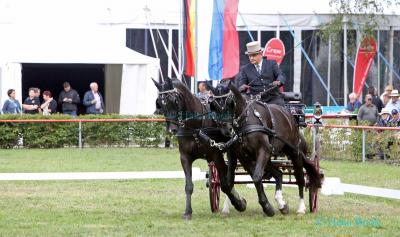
[210,82,321,215]
[153,77,246,220]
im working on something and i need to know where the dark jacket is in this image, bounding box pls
[239,59,285,99]
[83,90,104,114]
[371,95,383,113]
[58,89,80,112]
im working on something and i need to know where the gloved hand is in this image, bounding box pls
[272,81,281,86]
[239,84,250,92]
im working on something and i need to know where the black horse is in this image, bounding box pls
[153,77,246,220]
[210,82,321,216]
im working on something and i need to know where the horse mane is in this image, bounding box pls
[228,83,247,115]
[172,79,203,112]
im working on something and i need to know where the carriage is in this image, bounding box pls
[205,92,324,213]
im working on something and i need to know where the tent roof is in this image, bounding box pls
[1,0,399,27]
[0,25,159,65]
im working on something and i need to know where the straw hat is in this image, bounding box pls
[379,108,390,115]
[390,89,399,97]
[245,41,263,55]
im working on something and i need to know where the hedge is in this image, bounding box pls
[0,114,167,148]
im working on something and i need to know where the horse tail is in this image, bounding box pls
[299,135,322,189]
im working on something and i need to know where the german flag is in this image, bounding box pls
[183,0,196,77]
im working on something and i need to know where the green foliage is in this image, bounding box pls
[319,0,400,54]
[0,114,166,148]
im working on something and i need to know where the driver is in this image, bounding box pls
[238,41,285,106]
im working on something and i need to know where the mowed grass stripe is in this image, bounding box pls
[0,179,399,236]
[0,148,399,189]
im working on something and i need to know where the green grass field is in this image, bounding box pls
[0,148,399,236]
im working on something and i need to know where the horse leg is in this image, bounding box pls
[213,153,247,212]
[289,153,306,214]
[253,148,274,217]
[180,153,194,220]
[267,165,289,215]
[226,149,238,190]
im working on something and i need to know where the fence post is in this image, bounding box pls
[362,128,366,162]
[78,121,82,149]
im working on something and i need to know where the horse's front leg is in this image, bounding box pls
[253,148,275,217]
[213,152,247,213]
[180,153,194,220]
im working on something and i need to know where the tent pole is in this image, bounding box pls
[377,30,380,94]
[389,26,394,86]
[178,0,183,79]
[327,35,332,106]
[343,18,348,105]
[168,28,173,78]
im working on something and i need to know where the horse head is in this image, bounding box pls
[152,78,178,134]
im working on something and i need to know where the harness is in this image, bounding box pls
[158,88,232,150]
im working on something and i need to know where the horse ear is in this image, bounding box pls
[209,86,218,95]
[229,82,240,95]
[152,78,162,91]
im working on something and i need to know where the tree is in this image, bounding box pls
[320,0,400,54]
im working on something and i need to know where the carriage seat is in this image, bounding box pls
[281,92,302,102]
[281,92,307,127]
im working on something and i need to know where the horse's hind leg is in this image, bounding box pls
[288,153,306,214]
[266,165,289,215]
[253,149,274,217]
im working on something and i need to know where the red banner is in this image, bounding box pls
[263,38,285,65]
[353,37,377,96]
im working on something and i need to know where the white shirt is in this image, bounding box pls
[93,92,102,109]
[384,99,400,113]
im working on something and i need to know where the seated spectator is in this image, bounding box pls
[22,88,40,114]
[357,94,378,125]
[376,108,391,127]
[380,84,393,106]
[345,92,361,113]
[368,86,383,112]
[83,82,104,114]
[196,81,211,103]
[384,89,400,113]
[40,91,58,115]
[2,89,22,114]
[388,109,400,127]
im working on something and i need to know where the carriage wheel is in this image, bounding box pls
[208,162,220,213]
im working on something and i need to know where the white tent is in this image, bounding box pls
[0,24,160,115]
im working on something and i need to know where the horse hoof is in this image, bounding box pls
[182,213,192,220]
[296,210,305,215]
[263,204,275,217]
[235,198,247,212]
[279,204,289,215]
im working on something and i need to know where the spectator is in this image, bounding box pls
[83,82,104,114]
[58,82,80,116]
[357,94,378,125]
[368,86,383,112]
[384,89,400,113]
[2,89,22,114]
[376,108,391,127]
[40,91,58,115]
[380,84,393,105]
[388,109,400,127]
[196,81,211,103]
[344,92,362,113]
[22,88,40,114]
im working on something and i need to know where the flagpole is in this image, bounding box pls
[194,0,199,94]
